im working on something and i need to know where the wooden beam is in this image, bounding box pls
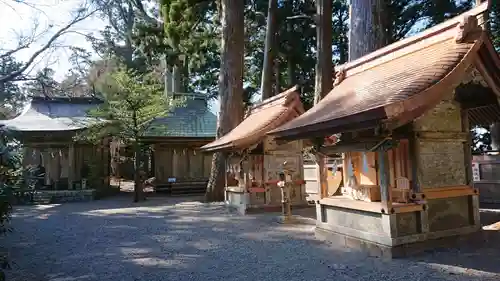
[319,141,380,154]
[392,204,423,214]
[414,131,468,142]
[68,143,75,189]
[413,185,479,200]
[320,196,423,214]
[378,149,392,212]
[320,196,383,213]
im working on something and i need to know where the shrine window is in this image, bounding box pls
[322,139,416,212]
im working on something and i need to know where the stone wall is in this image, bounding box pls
[427,196,472,232]
[413,91,467,188]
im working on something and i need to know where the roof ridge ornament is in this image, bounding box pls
[333,68,346,87]
[455,14,479,43]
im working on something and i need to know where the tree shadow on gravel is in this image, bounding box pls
[3,196,500,281]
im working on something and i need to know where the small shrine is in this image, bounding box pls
[269,2,500,257]
[142,93,217,194]
[201,86,309,214]
[0,94,111,203]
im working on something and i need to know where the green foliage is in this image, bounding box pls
[0,133,24,280]
[0,56,26,115]
[490,0,500,50]
[85,67,173,143]
[422,0,473,28]
[472,126,491,153]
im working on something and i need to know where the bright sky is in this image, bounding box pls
[0,0,105,81]
[0,0,220,113]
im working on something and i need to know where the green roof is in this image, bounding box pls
[143,95,217,138]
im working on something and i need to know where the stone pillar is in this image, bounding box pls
[412,93,467,189]
[411,90,480,234]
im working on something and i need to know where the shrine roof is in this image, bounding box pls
[269,1,500,140]
[0,98,103,132]
[200,86,304,152]
[142,94,217,139]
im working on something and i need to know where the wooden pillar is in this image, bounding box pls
[22,147,30,185]
[186,148,191,179]
[201,153,205,178]
[172,148,178,178]
[316,154,328,199]
[378,150,392,213]
[68,143,75,189]
[43,149,51,186]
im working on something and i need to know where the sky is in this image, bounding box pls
[0,0,220,114]
[0,0,105,80]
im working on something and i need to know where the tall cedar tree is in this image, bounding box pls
[313,0,333,198]
[260,0,278,100]
[87,69,170,202]
[205,0,245,202]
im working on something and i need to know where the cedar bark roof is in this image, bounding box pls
[269,1,500,140]
[200,86,304,152]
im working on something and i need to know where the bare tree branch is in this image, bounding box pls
[0,43,31,59]
[0,5,100,84]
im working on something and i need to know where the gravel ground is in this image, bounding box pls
[3,196,500,281]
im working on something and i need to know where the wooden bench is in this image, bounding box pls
[151,178,208,196]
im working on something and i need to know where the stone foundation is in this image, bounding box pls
[315,194,481,258]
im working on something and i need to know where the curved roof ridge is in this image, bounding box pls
[337,1,490,78]
[200,86,304,152]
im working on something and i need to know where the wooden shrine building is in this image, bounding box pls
[141,93,217,194]
[269,2,500,257]
[201,86,309,214]
[0,94,111,201]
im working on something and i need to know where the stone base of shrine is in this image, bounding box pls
[314,195,482,258]
[316,226,483,259]
[225,188,310,215]
[33,189,96,204]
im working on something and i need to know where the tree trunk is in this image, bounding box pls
[273,58,280,96]
[205,0,245,202]
[314,0,333,105]
[133,141,145,202]
[260,0,278,100]
[287,56,296,86]
[348,0,390,61]
[314,0,333,199]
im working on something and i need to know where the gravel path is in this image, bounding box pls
[3,196,500,281]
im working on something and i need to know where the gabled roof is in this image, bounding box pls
[270,1,500,140]
[0,98,103,132]
[142,95,217,139]
[200,86,304,152]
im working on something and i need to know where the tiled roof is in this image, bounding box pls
[0,99,103,132]
[29,87,102,100]
[143,95,217,138]
[270,2,498,140]
[201,86,304,152]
